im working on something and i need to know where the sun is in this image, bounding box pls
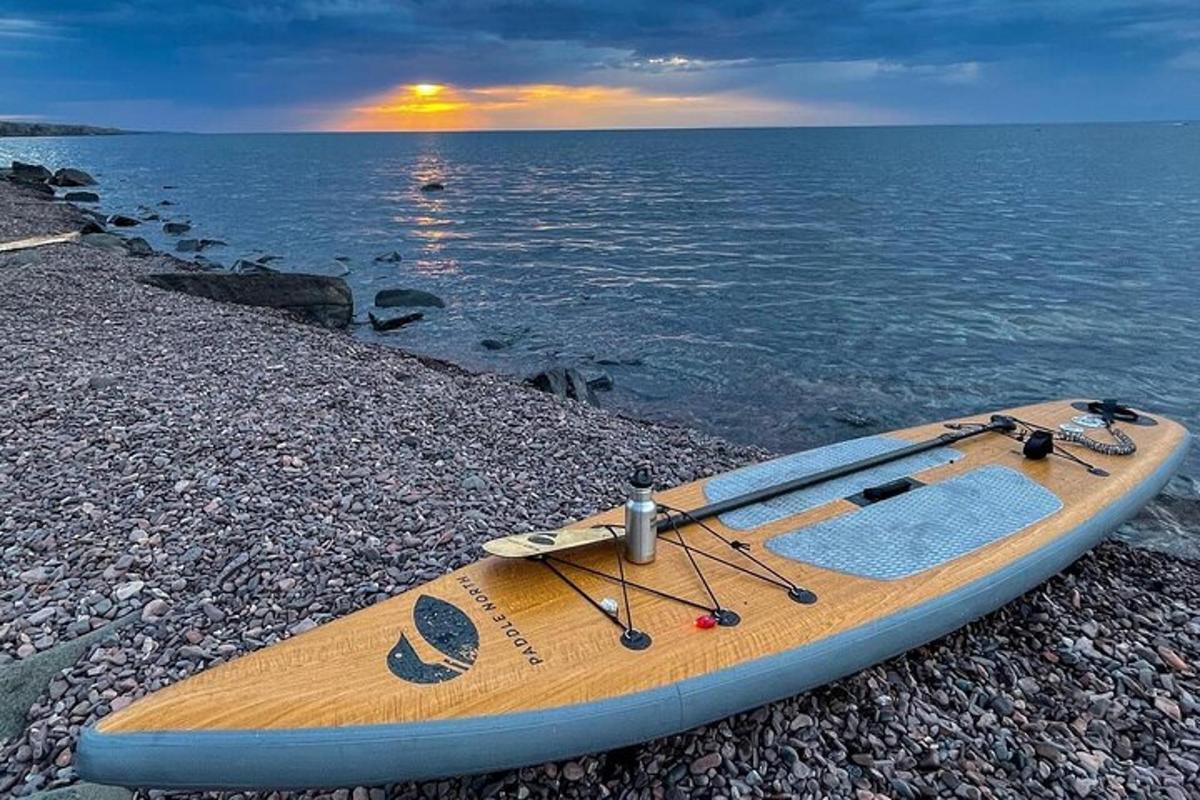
[412,83,443,97]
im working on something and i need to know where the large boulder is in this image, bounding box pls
[50,167,96,187]
[138,272,353,328]
[11,161,51,183]
[374,288,445,308]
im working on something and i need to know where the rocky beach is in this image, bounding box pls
[1,169,1199,800]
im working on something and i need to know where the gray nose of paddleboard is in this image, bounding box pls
[765,465,1063,580]
[703,435,961,530]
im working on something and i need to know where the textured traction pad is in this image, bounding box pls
[703,435,962,531]
[765,465,1063,580]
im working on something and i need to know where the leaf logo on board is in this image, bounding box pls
[387,595,480,684]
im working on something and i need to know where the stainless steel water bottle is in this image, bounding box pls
[624,467,657,564]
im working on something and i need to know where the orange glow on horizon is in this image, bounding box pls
[330,81,848,132]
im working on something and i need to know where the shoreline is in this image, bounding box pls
[2,176,1199,799]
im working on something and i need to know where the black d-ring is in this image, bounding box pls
[620,629,652,650]
[789,587,818,604]
[714,609,741,627]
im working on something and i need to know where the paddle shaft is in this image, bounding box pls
[656,417,1012,533]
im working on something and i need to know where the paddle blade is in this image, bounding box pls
[482,527,619,558]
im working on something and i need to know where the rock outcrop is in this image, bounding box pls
[138,272,353,328]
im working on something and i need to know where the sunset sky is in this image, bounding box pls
[2,1,1198,132]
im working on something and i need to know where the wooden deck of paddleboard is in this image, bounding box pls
[79,399,1190,788]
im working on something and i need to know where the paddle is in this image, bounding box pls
[654,414,1017,533]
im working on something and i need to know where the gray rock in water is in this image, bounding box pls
[64,191,100,203]
[50,167,96,187]
[125,237,154,257]
[369,310,424,331]
[374,251,404,263]
[420,181,445,192]
[565,368,598,406]
[107,214,140,227]
[481,338,510,351]
[11,160,51,183]
[138,272,353,328]
[162,221,191,235]
[176,238,225,252]
[375,288,446,309]
[587,371,614,392]
[527,367,600,406]
[231,258,278,275]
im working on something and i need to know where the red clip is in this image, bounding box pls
[695,614,717,629]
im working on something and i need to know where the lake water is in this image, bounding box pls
[5,124,1199,552]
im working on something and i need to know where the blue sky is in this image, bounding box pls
[1,1,1197,131]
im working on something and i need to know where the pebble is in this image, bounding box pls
[1,179,1198,800]
[114,581,144,601]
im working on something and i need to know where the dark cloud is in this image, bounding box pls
[1,0,1197,129]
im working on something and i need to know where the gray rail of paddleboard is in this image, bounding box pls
[77,435,1191,790]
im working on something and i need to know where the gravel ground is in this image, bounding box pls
[2,180,1199,799]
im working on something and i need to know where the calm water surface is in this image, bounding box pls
[5,125,1199,551]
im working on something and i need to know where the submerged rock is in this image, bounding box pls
[375,288,445,309]
[176,238,225,253]
[107,214,140,228]
[481,338,510,351]
[369,310,424,332]
[373,251,403,263]
[49,167,96,187]
[162,221,191,235]
[420,181,445,192]
[64,191,100,203]
[138,272,353,328]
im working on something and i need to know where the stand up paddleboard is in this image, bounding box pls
[78,400,1190,790]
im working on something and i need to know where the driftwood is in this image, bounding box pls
[0,231,82,253]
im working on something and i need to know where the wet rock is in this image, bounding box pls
[138,271,354,328]
[587,372,614,393]
[11,161,51,183]
[176,238,225,253]
[527,367,600,406]
[80,233,127,254]
[162,221,191,235]
[481,338,510,351]
[373,251,403,263]
[375,288,445,309]
[420,181,445,192]
[124,237,154,257]
[369,310,424,332]
[106,214,139,228]
[64,191,100,203]
[231,258,278,275]
[49,167,96,188]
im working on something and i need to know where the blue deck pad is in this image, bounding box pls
[703,435,962,531]
[765,465,1063,580]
